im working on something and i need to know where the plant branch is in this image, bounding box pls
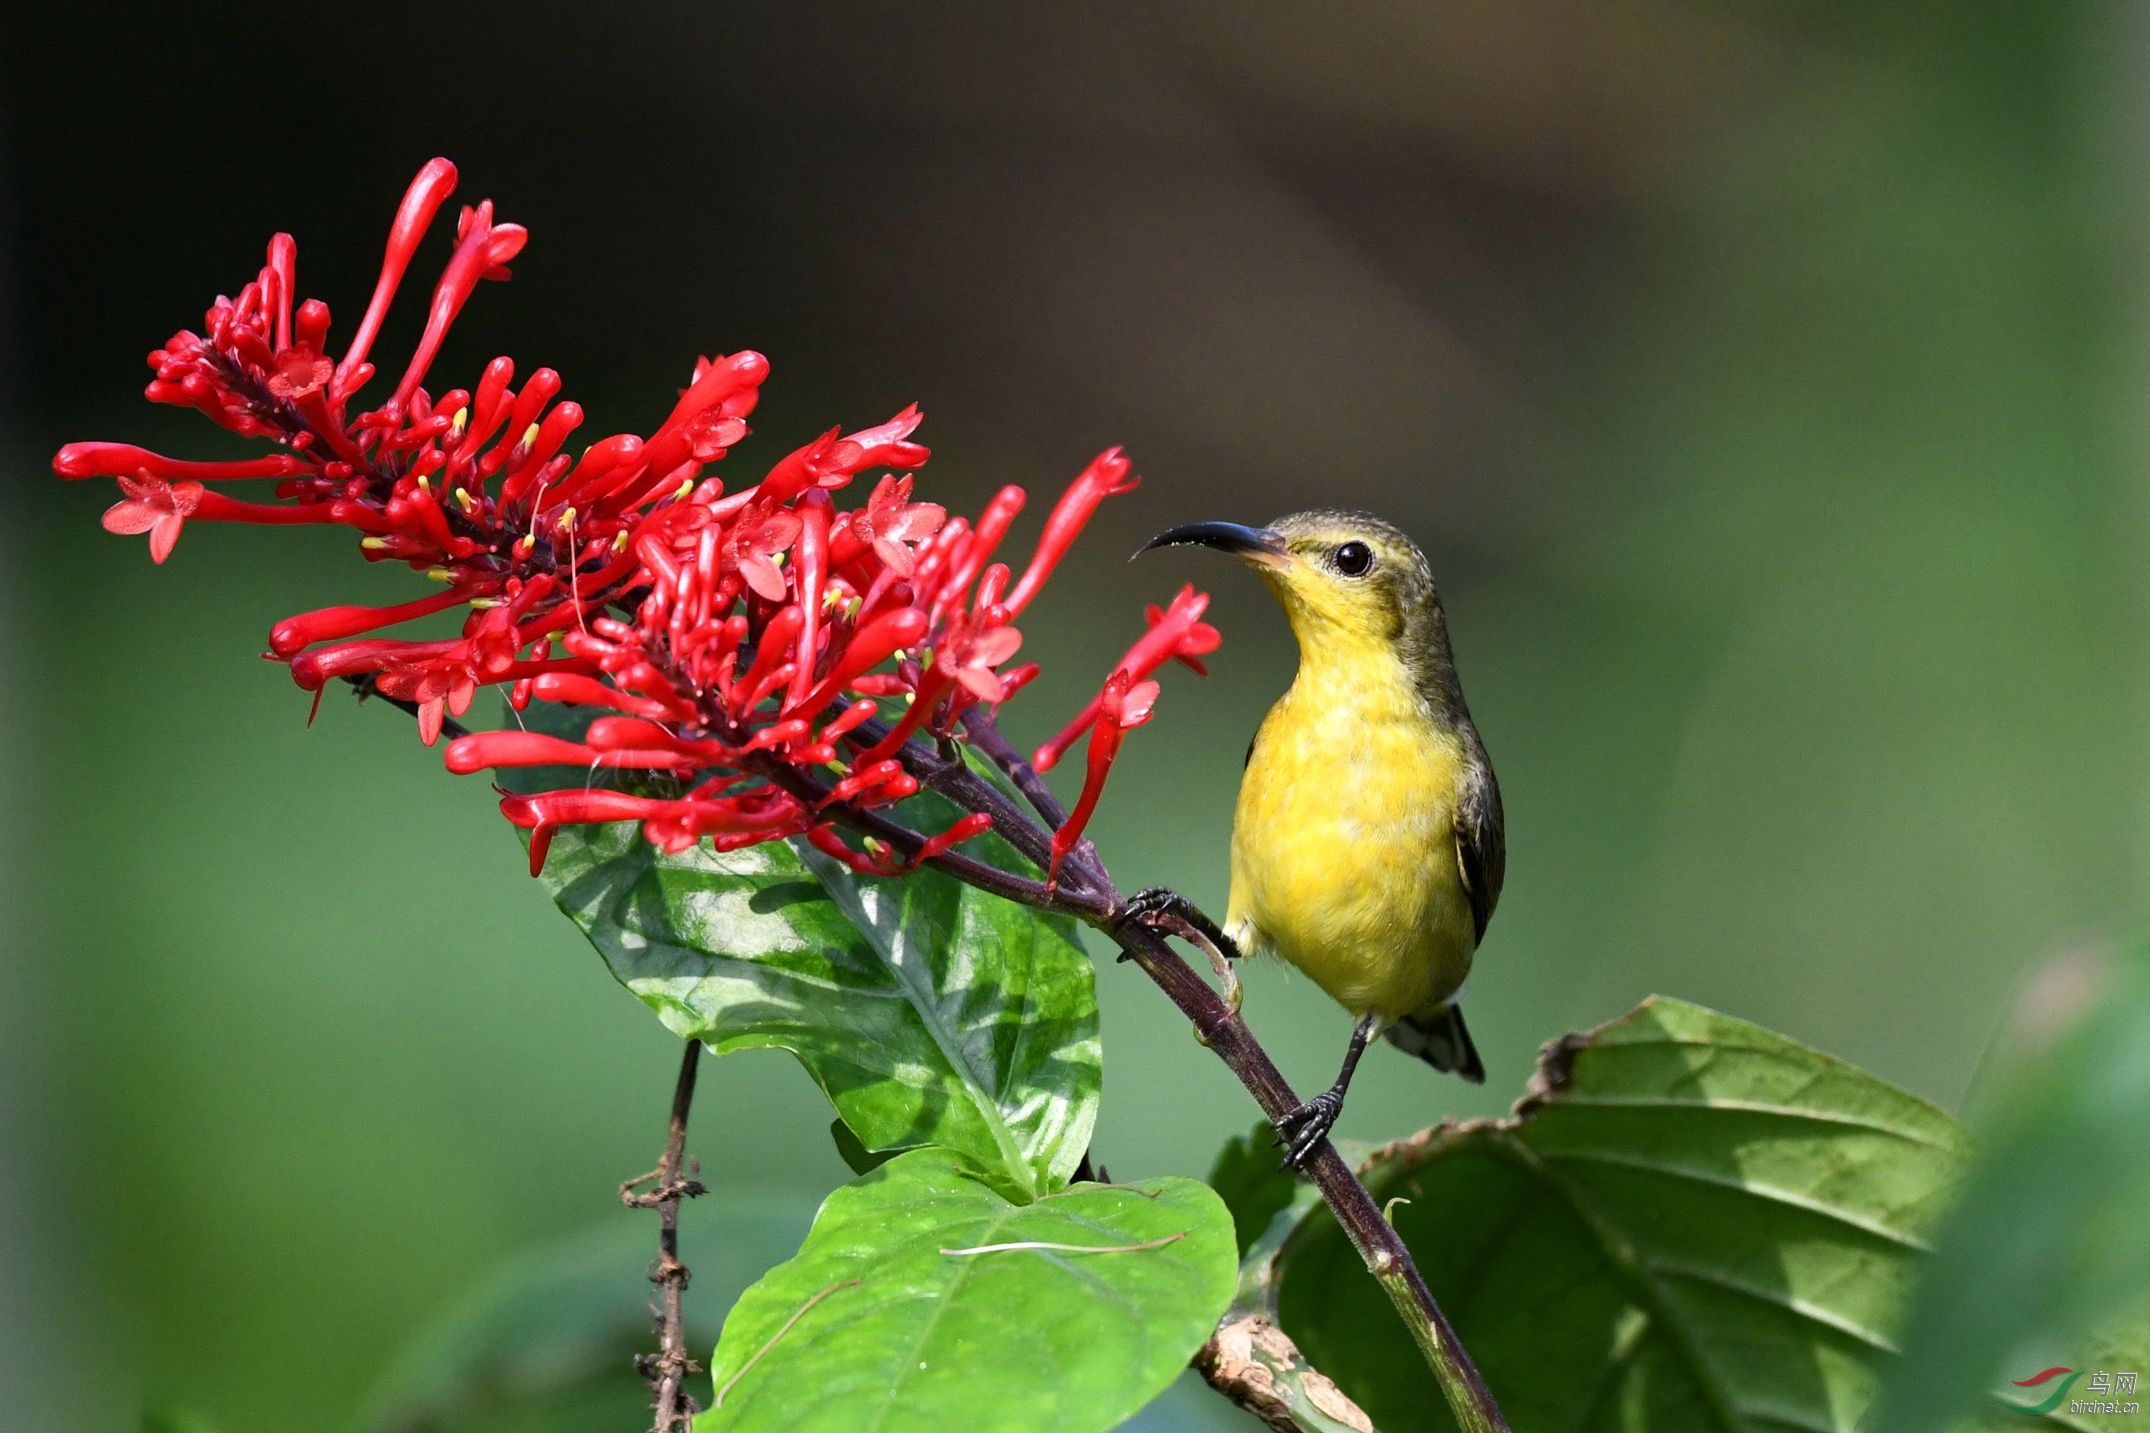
[859,719,1059,873]
[1196,1313,1376,1433]
[1104,917,1504,1430]
[623,1038,709,1433]
[957,707,1119,892]
[839,713,1108,899]
[958,707,1069,827]
[754,756,1115,922]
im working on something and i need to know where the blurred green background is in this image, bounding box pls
[6,4,2147,1430]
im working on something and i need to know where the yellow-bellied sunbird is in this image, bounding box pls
[1131,510,1504,1168]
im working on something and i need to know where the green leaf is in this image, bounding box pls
[352,1191,816,1433]
[1870,943,2150,1433]
[508,701,1101,1197]
[830,1117,898,1178]
[1263,997,1987,1433]
[699,1148,1238,1433]
[1208,1120,1300,1260]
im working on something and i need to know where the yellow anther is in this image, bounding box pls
[674,476,694,500]
[450,406,469,437]
[519,422,541,452]
[425,566,453,583]
[468,597,501,610]
[454,488,476,514]
[360,537,389,550]
[613,530,632,551]
[555,506,577,532]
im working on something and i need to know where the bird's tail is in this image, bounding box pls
[1386,1003,1485,1084]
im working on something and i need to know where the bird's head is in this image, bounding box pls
[1137,509,1438,652]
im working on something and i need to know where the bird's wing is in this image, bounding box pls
[1453,752,1505,945]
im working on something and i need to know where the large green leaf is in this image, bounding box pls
[507,702,1101,1198]
[1870,944,2150,1433]
[698,1148,1238,1433]
[1255,997,2045,1433]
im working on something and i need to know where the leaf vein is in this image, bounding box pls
[1534,1147,1934,1251]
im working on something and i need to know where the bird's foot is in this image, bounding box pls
[1116,888,1244,1010]
[1112,887,1177,963]
[1116,886,1187,934]
[1273,1089,1344,1171]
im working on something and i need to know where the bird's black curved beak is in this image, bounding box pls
[1135,520,1289,567]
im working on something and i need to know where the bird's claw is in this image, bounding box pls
[1117,886,1182,933]
[1273,1090,1343,1171]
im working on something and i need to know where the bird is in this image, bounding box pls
[1129,510,1504,1169]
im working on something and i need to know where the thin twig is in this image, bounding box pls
[958,707,1070,828]
[354,689,711,1427]
[623,1039,708,1432]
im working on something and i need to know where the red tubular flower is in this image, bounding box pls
[100,476,201,564]
[1003,448,1138,614]
[268,589,473,658]
[56,443,305,482]
[843,473,946,576]
[937,613,1024,702]
[446,434,1160,871]
[336,158,460,397]
[60,158,1216,885]
[726,505,804,602]
[53,158,786,709]
[1033,584,1220,771]
[919,812,997,861]
[1047,671,1162,887]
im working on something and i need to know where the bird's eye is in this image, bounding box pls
[1333,541,1373,577]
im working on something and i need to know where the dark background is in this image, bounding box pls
[6,5,2146,1429]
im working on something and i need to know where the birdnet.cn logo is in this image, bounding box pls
[2003,1366,2141,1417]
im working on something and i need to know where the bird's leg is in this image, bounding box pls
[1274,1013,1379,1171]
[1115,887,1244,1012]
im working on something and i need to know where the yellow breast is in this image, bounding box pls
[1224,659,1478,1025]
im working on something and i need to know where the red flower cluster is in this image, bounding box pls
[55,160,1215,882]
